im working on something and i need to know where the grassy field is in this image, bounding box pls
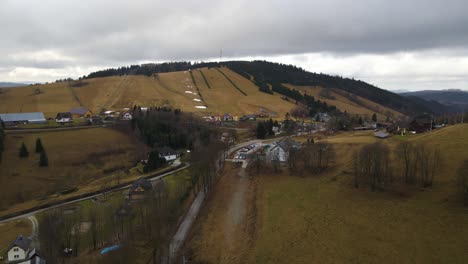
[0,127,145,215]
[187,124,468,263]
[284,84,404,120]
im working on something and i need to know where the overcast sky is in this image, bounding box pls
[1,0,468,91]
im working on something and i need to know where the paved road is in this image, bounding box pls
[169,190,206,262]
[0,163,190,224]
[5,124,115,134]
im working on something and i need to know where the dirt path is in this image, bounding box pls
[183,166,258,263]
[27,215,40,249]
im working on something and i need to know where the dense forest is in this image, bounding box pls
[83,60,452,115]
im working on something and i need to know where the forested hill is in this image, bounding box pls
[401,90,468,111]
[84,60,451,115]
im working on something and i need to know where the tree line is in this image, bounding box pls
[249,140,335,176]
[353,141,442,191]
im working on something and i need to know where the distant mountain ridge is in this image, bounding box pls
[0,82,29,88]
[401,89,468,111]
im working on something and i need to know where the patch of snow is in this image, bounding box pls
[185,91,193,94]
[195,106,207,109]
[193,99,202,102]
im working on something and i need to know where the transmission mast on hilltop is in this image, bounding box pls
[220,48,223,62]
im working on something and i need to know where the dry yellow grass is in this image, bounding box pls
[0,128,141,214]
[284,84,403,119]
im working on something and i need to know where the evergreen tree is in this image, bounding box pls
[35,138,44,153]
[358,116,363,125]
[372,113,378,122]
[144,150,166,172]
[19,142,29,158]
[256,122,267,139]
[39,150,48,167]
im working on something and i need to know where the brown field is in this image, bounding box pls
[186,124,468,263]
[0,127,144,215]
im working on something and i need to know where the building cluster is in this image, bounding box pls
[0,107,136,127]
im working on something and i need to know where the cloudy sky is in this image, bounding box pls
[1,0,468,91]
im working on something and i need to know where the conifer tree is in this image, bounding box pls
[19,142,29,158]
[35,138,44,153]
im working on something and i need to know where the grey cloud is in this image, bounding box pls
[1,0,468,88]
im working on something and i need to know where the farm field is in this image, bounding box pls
[0,127,146,216]
[186,124,468,263]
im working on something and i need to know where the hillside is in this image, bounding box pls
[0,70,297,118]
[401,89,468,111]
[83,61,453,116]
[0,65,407,120]
[284,84,404,119]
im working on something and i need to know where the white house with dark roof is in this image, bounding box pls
[268,137,302,162]
[156,147,178,162]
[5,235,45,264]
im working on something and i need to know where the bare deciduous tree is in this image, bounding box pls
[353,142,392,191]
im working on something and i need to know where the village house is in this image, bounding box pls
[409,115,433,133]
[55,112,72,123]
[4,235,45,264]
[268,137,302,162]
[69,107,93,118]
[128,178,153,200]
[0,112,47,126]
[127,178,165,201]
[156,147,178,162]
[122,112,132,120]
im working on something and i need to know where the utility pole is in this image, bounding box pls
[220,48,223,62]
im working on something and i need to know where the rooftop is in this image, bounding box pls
[0,112,46,122]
